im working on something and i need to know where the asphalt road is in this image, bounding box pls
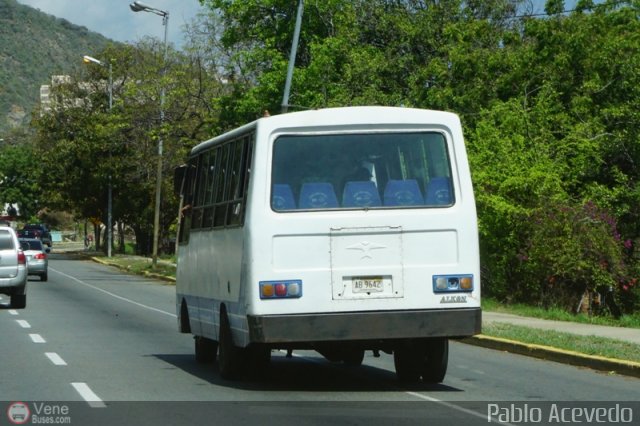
[1,254,638,425]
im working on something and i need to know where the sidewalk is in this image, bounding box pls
[463,312,640,378]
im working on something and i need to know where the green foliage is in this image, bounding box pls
[0,135,42,218]
[468,3,640,313]
[468,96,566,301]
[197,0,640,314]
[519,200,632,310]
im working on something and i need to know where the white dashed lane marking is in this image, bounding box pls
[16,319,31,328]
[45,352,67,366]
[30,334,46,343]
[71,382,106,408]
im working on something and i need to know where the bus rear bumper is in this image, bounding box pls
[247,308,481,344]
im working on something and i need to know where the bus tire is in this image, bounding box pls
[218,309,244,380]
[393,341,423,382]
[421,338,448,383]
[179,300,191,333]
[195,336,218,364]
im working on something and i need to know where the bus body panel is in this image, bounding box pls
[177,225,244,341]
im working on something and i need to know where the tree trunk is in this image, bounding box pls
[132,226,151,256]
[118,222,125,254]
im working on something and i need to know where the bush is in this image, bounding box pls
[516,200,635,314]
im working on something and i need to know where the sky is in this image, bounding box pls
[16,0,207,49]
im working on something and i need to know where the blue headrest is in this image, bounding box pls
[299,182,339,209]
[272,184,296,210]
[383,179,424,206]
[342,181,382,208]
[425,177,453,205]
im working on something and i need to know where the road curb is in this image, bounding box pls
[90,257,176,283]
[143,271,176,283]
[462,334,640,378]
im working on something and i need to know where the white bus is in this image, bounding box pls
[174,106,481,382]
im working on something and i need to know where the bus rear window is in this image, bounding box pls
[271,132,454,211]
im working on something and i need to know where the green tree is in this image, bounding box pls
[32,39,224,255]
[0,130,43,219]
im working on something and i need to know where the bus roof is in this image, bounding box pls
[190,106,460,156]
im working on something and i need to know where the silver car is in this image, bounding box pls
[20,238,50,281]
[0,226,28,308]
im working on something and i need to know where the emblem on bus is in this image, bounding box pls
[440,295,467,304]
[345,241,387,260]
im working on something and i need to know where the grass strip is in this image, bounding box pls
[100,255,176,280]
[482,298,640,329]
[482,322,640,363]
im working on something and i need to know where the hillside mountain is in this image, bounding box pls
[0,0,112,133]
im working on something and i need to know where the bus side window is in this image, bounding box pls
[173,165,187,196]
[213,144,231,228]
[178,161,197,243]
[227,138,248,225]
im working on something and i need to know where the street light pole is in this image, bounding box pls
[130,1,169,268]
[83,55,113,258]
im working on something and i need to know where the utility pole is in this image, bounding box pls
[281,0,304,113]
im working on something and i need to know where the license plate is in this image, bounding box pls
[352,276,383,293]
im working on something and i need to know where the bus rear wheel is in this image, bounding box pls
[218,310,244,380]
[394,342,422,382]
[422,338,448,383]
[393,338,448,383]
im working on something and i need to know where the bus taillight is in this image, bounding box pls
[432,274,474,293]
[259,280,302,299]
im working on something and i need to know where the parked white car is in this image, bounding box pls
[0,225,28,308]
